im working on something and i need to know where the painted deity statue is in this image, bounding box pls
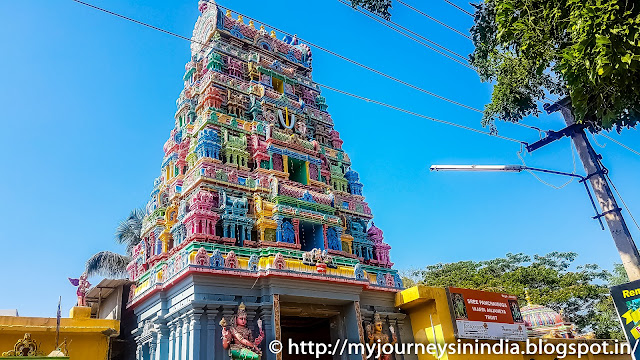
[366,313,397,360]
[68,272,91,307]
[221,303,265,360]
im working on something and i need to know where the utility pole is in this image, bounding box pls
[545,97,640,281]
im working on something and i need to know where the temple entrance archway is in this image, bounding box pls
[281,316,332,360]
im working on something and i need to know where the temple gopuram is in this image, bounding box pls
[126,1,410,359]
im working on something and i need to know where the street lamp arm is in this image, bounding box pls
[520,167,586,181]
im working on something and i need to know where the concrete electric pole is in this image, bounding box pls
[550,97,640,281]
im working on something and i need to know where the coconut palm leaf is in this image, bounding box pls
[115,208,145,255]
[85,251,132,278]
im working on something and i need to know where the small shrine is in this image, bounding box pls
[521,291,578,338]
[0,306,118,360]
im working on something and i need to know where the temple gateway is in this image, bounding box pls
[127,1,412,359]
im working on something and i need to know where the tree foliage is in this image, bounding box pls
[405,252,625,339]
[349,0,392,20]
[470,0,640,132]
[85,209,144,278]
[85,251,132,278]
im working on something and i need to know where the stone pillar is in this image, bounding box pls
[174,319,182,360]
[168,322,176,360]
[136,344,142,360]
[150,335,157,360]
[157,325,169,360]
[206,309,218,360]
[181,315,190,360]
[188,310,203,360]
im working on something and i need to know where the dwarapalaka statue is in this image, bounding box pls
[68,272,91,307]
[366,313,397,360]
[221,303,265,360]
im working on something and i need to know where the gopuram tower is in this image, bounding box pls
[128,2,414,359]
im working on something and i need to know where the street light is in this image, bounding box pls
[430,165,524,172]
[430,164,604,229]
[430,164,587,180]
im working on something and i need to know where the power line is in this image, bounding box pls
[71,0,528,146]
[336,0,473,67]
[318,82,526,144]
[71,0,207,46]
[443,0,474,17]
[72,0,483,114]
[606,173,640,233]
[211,2,480,109]
[396,0,471,39]
[517,140,577,190]
[601,133,640,157]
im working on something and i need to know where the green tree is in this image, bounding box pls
[407,252,625,339]
[351,0,640,132]
[85,209,144,278]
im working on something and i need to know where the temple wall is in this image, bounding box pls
[131,275,415,360]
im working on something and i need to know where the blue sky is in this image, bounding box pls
[0,0,638,317]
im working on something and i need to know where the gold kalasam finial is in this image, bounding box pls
[225,9,232,17]
[270,30,276,38]
[249,20,254,28]
[237,15,243,23]
[525,289,532,306]
[260,25,265,31]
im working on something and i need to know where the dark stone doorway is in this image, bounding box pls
[281,316,333,360]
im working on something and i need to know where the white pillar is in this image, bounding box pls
[206,311,217,359]
[181,316,189,360]
[168,322,175,360]
[188,310,203,360]
[174,319,182,360]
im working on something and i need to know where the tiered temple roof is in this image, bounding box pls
[127,0,401,304]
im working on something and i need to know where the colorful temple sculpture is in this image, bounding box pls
[126,1,410,359]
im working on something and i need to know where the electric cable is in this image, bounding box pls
[318,82,527,144]
[605,172,640,233]
[396,0,471,39]
[207,1,480,111]
[516,139,577,190]
[601,133,640,157]
[442,0,474,17]
[213,1,549,134]
[71,0,528,145]
[336,0,472,67]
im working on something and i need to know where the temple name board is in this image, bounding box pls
[447,287,527,341]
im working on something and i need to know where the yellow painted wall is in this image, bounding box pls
[396,285,631,360]
[0,307,119,360]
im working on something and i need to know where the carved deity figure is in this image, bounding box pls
[221,303,265,360]
[68,272,91,306]
[366,313,397,360]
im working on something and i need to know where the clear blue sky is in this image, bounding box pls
[1,0,638,317]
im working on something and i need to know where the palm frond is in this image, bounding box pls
[85,251,132,278]
[115,208,145,255]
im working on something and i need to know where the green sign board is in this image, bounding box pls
[611,279,640,359]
